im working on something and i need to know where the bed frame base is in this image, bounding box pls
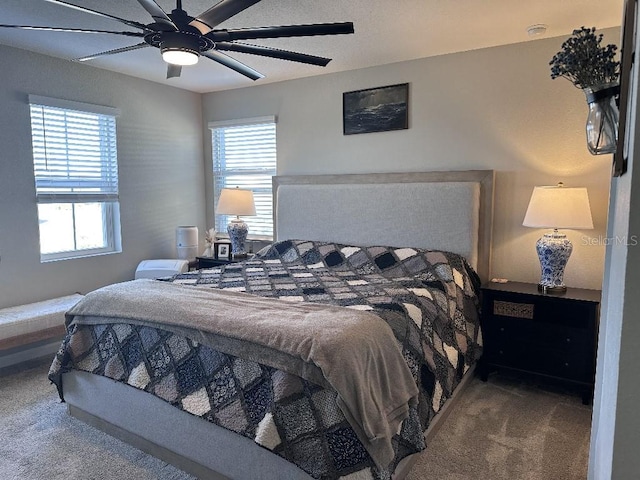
[63,370,310,479]
[63,366,475,480]
[68,404,228,480]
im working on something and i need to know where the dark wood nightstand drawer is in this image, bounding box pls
[490,294,593,329]
[535,346,589,382]
[485,341,589,382]
[534,300,595,328]
[485,317,588,349]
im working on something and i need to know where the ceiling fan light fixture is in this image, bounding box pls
[162,48,199,65]
[160,31,201,66]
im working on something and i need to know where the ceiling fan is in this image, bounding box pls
[0,0,355,80]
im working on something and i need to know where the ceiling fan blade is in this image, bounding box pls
[208,22,354,42]
[135,0,177,30]
[0,24,145,37]
[215,42,331,66]
[190,0,262,34]
[203,50,263,80]
[74,43,150,62]
[167,64,182,79]
[44,0,150,32]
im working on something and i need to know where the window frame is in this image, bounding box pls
[209,116,277,240]
[28,95,122,262]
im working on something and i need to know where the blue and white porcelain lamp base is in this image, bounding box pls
[227,217,249,258]
[535,229,573,294]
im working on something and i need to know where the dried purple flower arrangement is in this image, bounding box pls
[549,26,619,89]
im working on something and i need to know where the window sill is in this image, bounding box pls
[41,249,122,263]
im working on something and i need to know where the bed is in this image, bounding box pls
[49,170,494,480]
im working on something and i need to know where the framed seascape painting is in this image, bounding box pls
[343,83,409,135]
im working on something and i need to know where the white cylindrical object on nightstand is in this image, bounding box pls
[176,226,198,260]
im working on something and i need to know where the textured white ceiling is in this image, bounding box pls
[0,0,624,93]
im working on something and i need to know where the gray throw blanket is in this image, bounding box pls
[65,279,419,467]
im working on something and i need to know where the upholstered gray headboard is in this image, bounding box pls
[272,171,494,283]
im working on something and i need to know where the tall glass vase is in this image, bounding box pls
[583,83,620,155]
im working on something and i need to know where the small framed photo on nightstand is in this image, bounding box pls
[215,242,231,260]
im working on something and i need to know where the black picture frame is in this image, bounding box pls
[343,83,409,135]
[215,241,231,260]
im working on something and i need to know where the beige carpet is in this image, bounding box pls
[408,374,591,480]
[0,360,591,479]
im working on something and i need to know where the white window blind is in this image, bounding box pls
[211,116,276,237]
[28,95,121,261]
[29,96,119,204]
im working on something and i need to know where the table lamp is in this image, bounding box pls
[523,183,593,293]
[215,187,256,258]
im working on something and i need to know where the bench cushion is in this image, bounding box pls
[0,294,83,348]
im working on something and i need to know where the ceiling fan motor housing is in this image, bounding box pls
[160,31,201,57]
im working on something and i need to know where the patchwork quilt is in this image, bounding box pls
[49,240,482,480]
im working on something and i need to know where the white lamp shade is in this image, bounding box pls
[523,185,594,229]
[216,188,257,216]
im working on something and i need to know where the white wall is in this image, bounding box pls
[0,45,206,309]
[202,31,618,291]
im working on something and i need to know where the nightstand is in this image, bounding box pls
[478,281,601,404]
[196,255,251,269]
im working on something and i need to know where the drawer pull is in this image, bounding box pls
[493,300,534,319]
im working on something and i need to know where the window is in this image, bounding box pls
[210,116,277,238]
[28,95,121,262]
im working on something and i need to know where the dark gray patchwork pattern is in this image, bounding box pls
[50,240,482,480]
